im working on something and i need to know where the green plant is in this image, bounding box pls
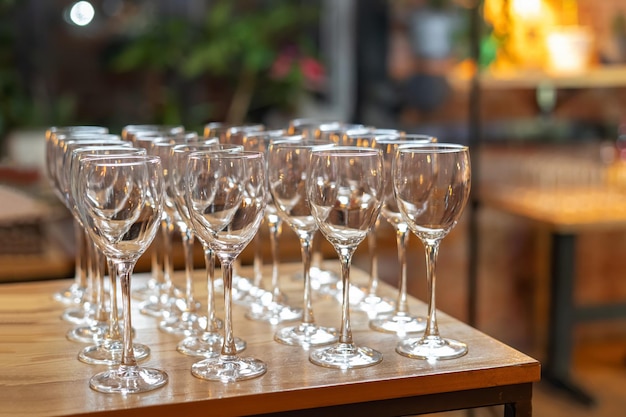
[112,0,322,126]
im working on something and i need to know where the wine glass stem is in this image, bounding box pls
[116,260,138,367]
[269,220,282,299]
[338,247,356,345]
[93,244,108,323]
[162,218,174,292]
[73,218,88,289]
[84,230,95,312]
[182,230,196,311]
[107,259,121,341]
[311,232,323,270]
[151,225,164,284]
[253,232,263,288]
[395,225,410,314]
[423,239,441,338]
[299,234,315,325]
[203,246,219,332]
[367,223,379,296]
[221,260,237,357]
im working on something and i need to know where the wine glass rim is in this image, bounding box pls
[270,138,333,148]
[56,133,122,142]
[243,128,286,138]
[61,138,125,148]
[72,146,145,157]
[133,131,191,143]
[151,136,192,147]
[122,124,184,132]
[375,134,437,145]
[180,144,244,155]
[268,134,305,143]
[79,154,161,167]
[310,145,381,156]
[47,125,108,134]
[344,128,405,137]
[226,124,265,134]
[289,117,342,127]
[187,149,263,160]
[317,122,365,132]
[68,144,137,155]
[397,143,468,152]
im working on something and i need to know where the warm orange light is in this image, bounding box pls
[483,0,590,73]
[511,0,543,21]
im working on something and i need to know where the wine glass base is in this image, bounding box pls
[191,355,266,382]
[215,275,256,304]
[66,323,107,344]
[78,342,150,365]
[61,306,93,325]
[396,335,468,361]
[139,298,174,318]
[131,280,159,301]
[53,283,85,305]
[369,313,426,336]
[316,281,365,302]
[159,312,205,336]
[309,342,383,369]
[245,301,303,325]
[89,365,168,394]
[177,333,246,358]
[294,266,340,287]
[274,323,339,347]
[353,294,395,318]
[237,285,268,305]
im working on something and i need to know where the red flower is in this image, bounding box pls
[299,56,325,88]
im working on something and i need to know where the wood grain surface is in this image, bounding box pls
[0,261,540,417]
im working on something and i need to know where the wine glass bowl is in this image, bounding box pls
[393,143,471,361]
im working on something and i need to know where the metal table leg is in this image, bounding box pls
[543,232,595,406]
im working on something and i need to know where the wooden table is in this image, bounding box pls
[481,187,626,406]
[0,261,540,416]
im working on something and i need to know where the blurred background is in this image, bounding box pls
[1,1,626,415]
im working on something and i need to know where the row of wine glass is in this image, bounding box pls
[46,120,471,394]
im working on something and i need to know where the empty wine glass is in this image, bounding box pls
[220,124,266,301]
[185,150,267,382]
[306,146,384,369]
[76,155,167,393]
[393,143,471,360]
[60,140,133,343]
[54,134,126,326]
[46,126,109,305]
[338,129,409,316]
[287,118,343,290]
[241,130,304,324]
[269,139,338,346]
[68,145,150,365]
[151,137,207,335]
[170,143,246,358]
[122,124,185,303]
[368,135,437,336]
